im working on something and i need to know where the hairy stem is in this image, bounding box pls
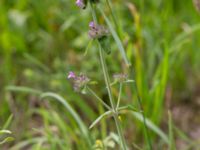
[102,1,152,149]
[98,42,127,150]
[89,2,127,149]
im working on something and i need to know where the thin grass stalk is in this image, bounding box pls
[133,79,153,150]
[103,1,152,149]
[98,43,116,109]
[105,0,120,35]
[98,42,127,150]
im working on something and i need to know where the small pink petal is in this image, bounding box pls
[76,0,85,9]
[89,21,95,28]
[68,71,76,79]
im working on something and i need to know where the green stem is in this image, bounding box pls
[133,81,152,150]
[87,86,111,110]
[90,3,127,150]
[98,42,127,150]
[116,83,122,109]
[97,43,115,109]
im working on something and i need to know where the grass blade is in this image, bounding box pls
[131,112,169,144]
[168,111,176,150]
[0,137,14,145]
[0,130,14,145]
[24,53,50,73]
[0,130,12,135]
[89,110,113,129]
[40,92,92,147]
[3,114,13,129]
[171,24,200,46]
[10,137,46,150]
[6,86,42,95]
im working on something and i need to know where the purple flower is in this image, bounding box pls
[68,71,76,79]
[88,21,109,39]
[67,72,90,92]
[73,73,90,91]
[89,21,95,28]
[76,0,86,9]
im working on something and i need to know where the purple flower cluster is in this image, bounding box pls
[68,71,90,92]
[68,71,76,79]
[88,21,109,39]
[75,0,109,39]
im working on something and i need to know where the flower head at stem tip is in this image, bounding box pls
[76,0,86,9]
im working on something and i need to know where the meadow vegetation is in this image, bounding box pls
[0,0,200,149]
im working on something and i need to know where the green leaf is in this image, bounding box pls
[89,110,113,129]
[60,16,76,32]
[99,8,131,66]
[84,40,93,56]
[171,24,200,46]
[131,112,169,144]
[3,114,13,129]
[0,130,12,135]
[0,137,14,145]
[6,86,42,95]
[40,92,92,147]
[168,111,176,150]
[118,105,138,112]
[10,137,46,150]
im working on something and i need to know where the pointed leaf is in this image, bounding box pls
[89,110,113,129]
[99,8,131,66]
[0,137,14,145]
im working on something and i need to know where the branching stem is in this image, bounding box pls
[89,2,127,150]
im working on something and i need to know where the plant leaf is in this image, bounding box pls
[0,137,14,145]
[99,8,131,66]
[131,112,169,144]
[3,114,13,129]
[89,110,113,129]
[6,86,42,95]
[168,111,176,150]
[40,92,92,146]
[0,130,12,135]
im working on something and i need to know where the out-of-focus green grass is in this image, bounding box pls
[0,0,200,149]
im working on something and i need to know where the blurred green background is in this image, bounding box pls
[0,0,200,149]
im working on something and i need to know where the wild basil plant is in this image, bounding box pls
[68,0,152,149]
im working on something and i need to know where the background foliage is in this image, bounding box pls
[0,0,200,149]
